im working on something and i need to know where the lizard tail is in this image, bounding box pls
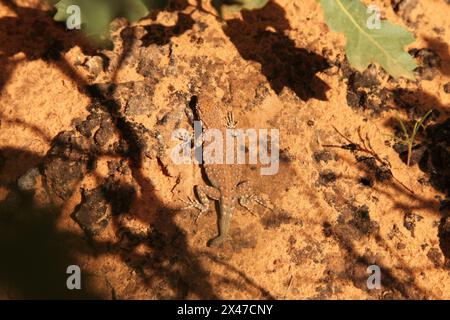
[207,203,233,247]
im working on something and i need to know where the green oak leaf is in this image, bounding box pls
[211,0,270,18]
[53,0,167,41]
[320,0,417,79]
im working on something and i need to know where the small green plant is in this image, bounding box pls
[394,109,433,167]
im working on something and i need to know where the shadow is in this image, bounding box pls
[0,147,42,186]
[281,171,435,298]
[330,222,433,299]
[0,0,95,92]
[389,88,450,118]
[0,116,53,143]
[204,252,275,299]
[77,90,221,298]
[222,1,330,101]
[0,104,223,299]
[422,118,450,266]
[0,148,103,299]
[103,210,220,299]
[321,119,450,271]
[379,96,450,266]
[304,159,437,298]
[423,37,450,77]
[141,12,195,47]
[438,199,450,267]
[419,118,450,196]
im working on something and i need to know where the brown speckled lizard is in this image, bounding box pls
[182,93,268,247]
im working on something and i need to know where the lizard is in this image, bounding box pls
[181,92,269,247]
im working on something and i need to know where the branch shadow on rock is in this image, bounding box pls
[0,148,104,299]
[0,0,96,92]
[222,1,330,101]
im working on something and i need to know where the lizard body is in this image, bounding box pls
[184,93,260,247]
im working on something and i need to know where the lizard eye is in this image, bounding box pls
[236,180,248,187]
